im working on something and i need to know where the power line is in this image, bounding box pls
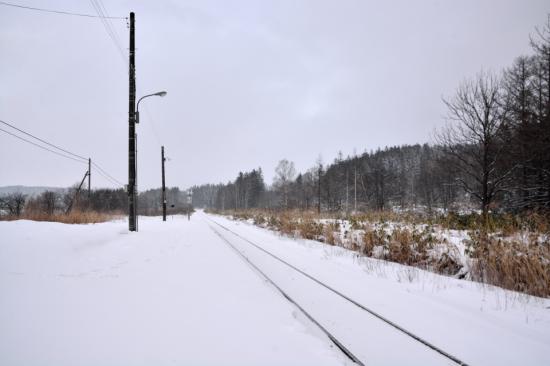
[1,2,130,189]
[87,2,165,148]
[1,118,125,187]
[92,162,124,186]
[1,124,121,188]
[93,167,123,187]
[96,0,125,49]
[7,2,163,189]
[141,104,163,147]
[88,1,164,147]
[0,119,88,161]
[89,0,127,64]
[0,127,87,164]
[0,1,126,19]
[87,1,127,189]
[89,0,162,152]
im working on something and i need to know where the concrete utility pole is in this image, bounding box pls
[346,169,349,213]
[187,190,192,221]
[317,166,321,214]
[128,12,137,232]
[161,146,167,221]
[354,166,357,212]
[88,158,91,198]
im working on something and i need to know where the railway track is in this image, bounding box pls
[206,215,470,366]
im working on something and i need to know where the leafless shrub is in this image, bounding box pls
[0,192,26,217]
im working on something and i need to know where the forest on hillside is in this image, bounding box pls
[192,19,550,217]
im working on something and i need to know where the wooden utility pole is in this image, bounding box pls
[128,12,137,232]
[66,170,90,214]
[161,146,167,221]
[88,158,91,198]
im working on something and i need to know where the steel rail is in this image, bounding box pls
[207,216,469,366]
[207,223,365,366]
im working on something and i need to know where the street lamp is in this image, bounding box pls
[133,90,167,231]
[136,91,167,124]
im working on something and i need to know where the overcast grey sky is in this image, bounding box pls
[0,0,547,190]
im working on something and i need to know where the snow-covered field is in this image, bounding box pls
[1,211,549,365]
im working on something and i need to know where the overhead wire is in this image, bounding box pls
[3,2,161,185]
[85,0,131,187]
[96,0,125,49]
[0,127,87,164]
[1,2,129,188]
[0,119,87,161]
[88,0,164,148]
[0,119,124,187]
[0,1,126,19]
[94,167,124,187]
[92,162,125,187]
[88,0,127,64]
[141,104,163,147]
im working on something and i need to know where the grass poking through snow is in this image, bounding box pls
[210,209,550,298]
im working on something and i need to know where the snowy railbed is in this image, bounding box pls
[209,212,550,365]
[220,210,550,298]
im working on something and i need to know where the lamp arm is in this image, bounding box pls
[137,93,156,111]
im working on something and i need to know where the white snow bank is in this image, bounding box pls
[0,217,349,366]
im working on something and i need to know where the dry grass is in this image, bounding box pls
[224,208,550,234]
[436,211,550,233]
[467,232,550,297]
[0,210,122,224]
[323,222,340,245]
[298,219,324,240]
[363,225,446,269]
[362,225,384,256]
[387,228,419,265]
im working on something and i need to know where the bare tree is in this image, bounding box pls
[528,17,550,209]
[0,193,26,216]
[273,159,296,209]
[437,71,512,222]
[39,191,59,215]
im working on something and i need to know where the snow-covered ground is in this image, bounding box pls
[1,211,549,365]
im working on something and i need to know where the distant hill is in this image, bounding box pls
[0,186,67,197]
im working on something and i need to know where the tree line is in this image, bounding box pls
[138,187,191,215]
[192,19,550,216]
[0,186,190,218]
[191,145,463,213]
[0,188,127,217]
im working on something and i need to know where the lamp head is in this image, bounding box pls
[155,91,167,97]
